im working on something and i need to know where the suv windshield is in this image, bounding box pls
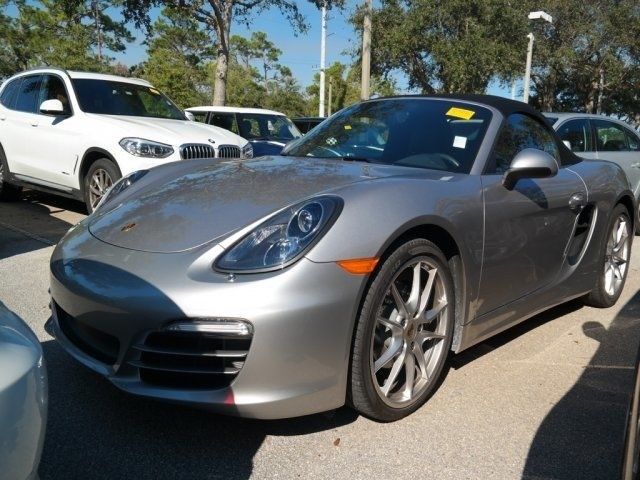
[72,79,186,120]
[283,98,492,174]
[237,113,301,141]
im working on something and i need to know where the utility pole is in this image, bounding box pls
[361,0,372,100]
[328,78,333,116]
[523,33,534,103]
[319,3,327,117]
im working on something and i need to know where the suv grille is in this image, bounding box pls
[55,303,120,365]
[180,144,215,160]
[217,145,241,159]
[130,330,252,389]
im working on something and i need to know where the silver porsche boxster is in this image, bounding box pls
[47,95,635,422]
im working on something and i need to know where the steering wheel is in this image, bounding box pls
[433,153,461,169]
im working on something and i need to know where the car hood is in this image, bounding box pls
[88,114,246,146]
[88,157,414,253]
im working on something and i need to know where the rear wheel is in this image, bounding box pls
[349,238,454,422]
[584,204,631,308]
[0,150,22,201]
[83,158,120,213]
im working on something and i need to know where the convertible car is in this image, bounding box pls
[47,95,634,422]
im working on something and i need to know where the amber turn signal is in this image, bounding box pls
[336,258,379,275]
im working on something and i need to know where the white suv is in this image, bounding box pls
[0,69,251,212]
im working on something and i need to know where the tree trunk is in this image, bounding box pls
[213,46,228,105]
[596,66,604,115]
[212,5,232,106]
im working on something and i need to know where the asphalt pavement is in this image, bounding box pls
[1,191,639,480]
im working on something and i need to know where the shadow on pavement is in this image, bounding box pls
[522,290,640,479]
[0,191,84,259]
[40,340,358,480]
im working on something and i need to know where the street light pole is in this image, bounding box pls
[361,0,372,100]
[523,33,534,103]
[523,11,553,104]
[319,3,327,117]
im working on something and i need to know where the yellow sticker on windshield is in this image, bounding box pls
[446,107,475,120]
[344,125,352,130]
[149,88,160,95]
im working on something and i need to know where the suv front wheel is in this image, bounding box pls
[83,158,121,213]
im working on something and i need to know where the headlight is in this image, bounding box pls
[241,142,253,159]
[215,196,342,273]
[95,169,148,211]
[119,138,174,158]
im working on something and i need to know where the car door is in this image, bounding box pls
[555,118,596,159]
[27,74,83,189]
[0,74,43,179]
[478,113,587,316]
[593,119,640,196]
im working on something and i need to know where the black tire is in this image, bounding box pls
[349,238,455,422]
[0,147,22,201]
[584,204,632,308]
[83,158,120,214]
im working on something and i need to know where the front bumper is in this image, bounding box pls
[48,225,365,419]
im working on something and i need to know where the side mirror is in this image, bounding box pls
[502,148,559,190]
[39,99,65,116]
[184,111,195,121]
[562,140,571,150]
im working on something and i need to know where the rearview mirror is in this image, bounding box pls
[502,148,559,190]
[39,99,65,116]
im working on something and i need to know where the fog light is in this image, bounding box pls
[165,319,253,336]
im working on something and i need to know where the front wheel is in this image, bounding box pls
[349,238,454,422]
[584,204,631,308]
[83,158,120,213]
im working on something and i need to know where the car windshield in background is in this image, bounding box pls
[72,79,186,120]
[237,113,302,141]
[283,98,492,174]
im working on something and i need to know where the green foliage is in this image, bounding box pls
[362,0,527,94]
[0,0,132,76]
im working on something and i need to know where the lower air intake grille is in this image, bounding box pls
[131,330,252,389]
[180,144,215,160]
[217,145,241,159]
[55,303,120,365]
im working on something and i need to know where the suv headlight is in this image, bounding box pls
[119,138,174,158]
[215,196,342,273]
[241,142,253,159]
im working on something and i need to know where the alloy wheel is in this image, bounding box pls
[370,257,449,407]
[88,168,113,210]
[604,214,630,296]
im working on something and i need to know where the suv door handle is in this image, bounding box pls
[569,192,586,213]
[30,119,39,127]
[0,115,5,121]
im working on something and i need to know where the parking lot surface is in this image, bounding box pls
[1,192,639,480]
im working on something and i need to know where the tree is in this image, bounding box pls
[0,0,132,74]
[359,0,527,94]
[121,0,344,106]
[136,7,214,107]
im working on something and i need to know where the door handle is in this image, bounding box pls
[569,192,586,213]
[30,120,39,127]
[0,115,5,121]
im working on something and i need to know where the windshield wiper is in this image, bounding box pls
[340,156,373,163]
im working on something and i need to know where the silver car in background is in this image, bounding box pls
[48,95,634,422]
[0,302,47,480]
[546,113,640,229]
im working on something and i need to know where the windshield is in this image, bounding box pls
[72,79,186,120]
[283,98,492,174]
[237,113,302,141]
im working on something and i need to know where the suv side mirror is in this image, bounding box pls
[562,140,571,150]
[502,148,559,190]
[184,111,195,121]
[39,99,65,116]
